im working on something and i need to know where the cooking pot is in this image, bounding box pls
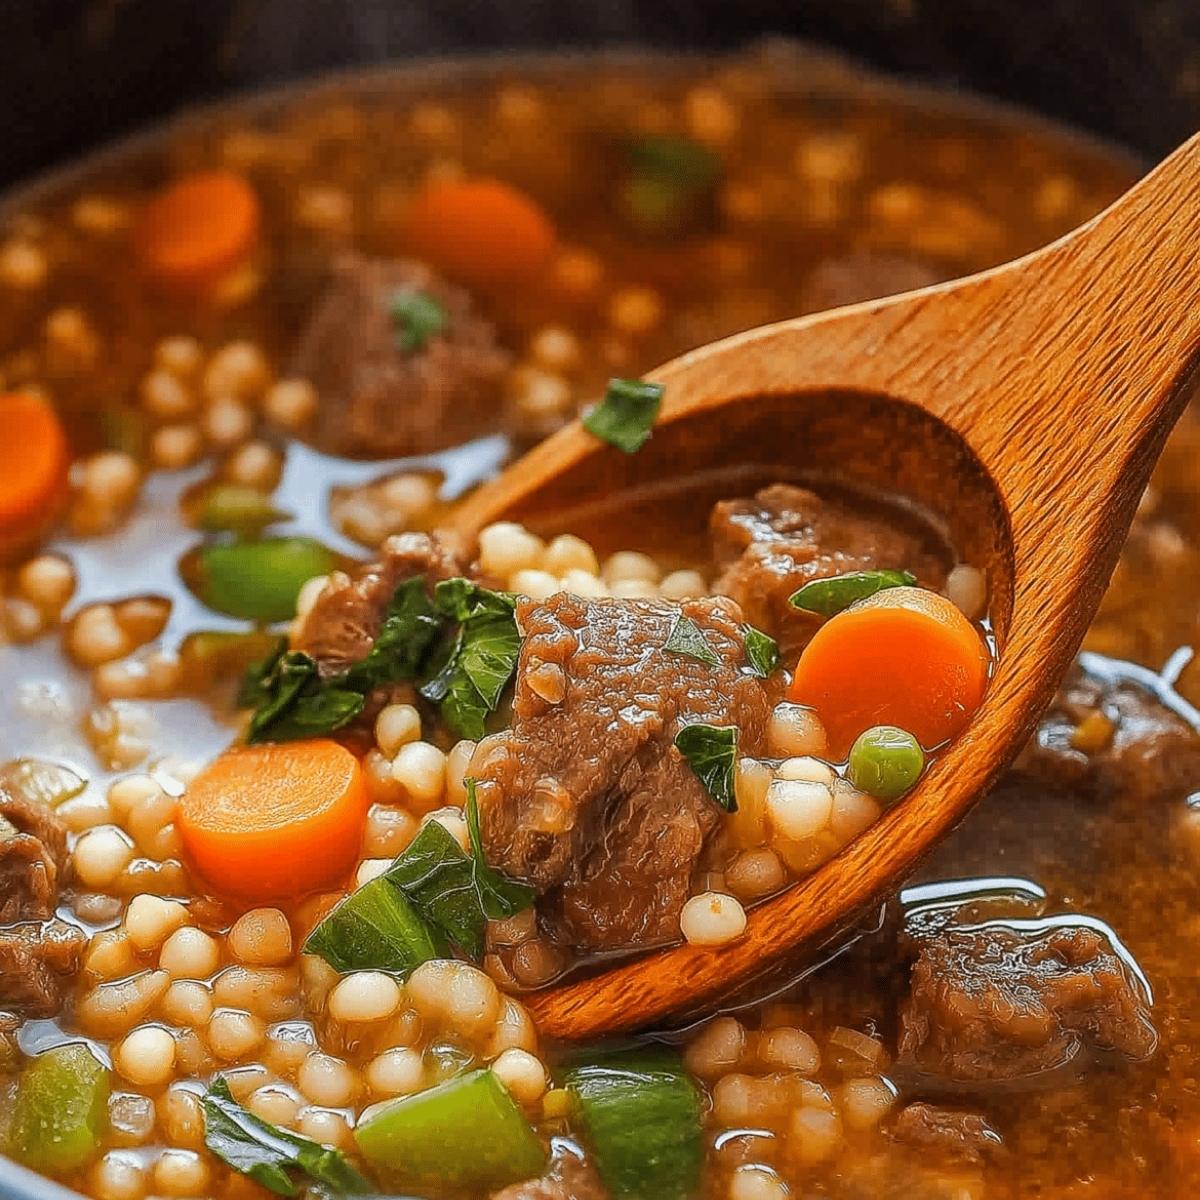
[0,3,1194,1197]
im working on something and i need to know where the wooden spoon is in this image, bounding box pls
[451,132,1200,1040]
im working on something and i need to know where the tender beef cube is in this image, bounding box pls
[1018,660,1200,800]
[473,592,773,951]
[0,920,86,1017]
[801,251,942,313]
[492,1154,608,1200]
[0,782,69,923]
[898,922,1157,1083]
[294,531,464,677]
[891,1103,1006,1165]
[294,253,510,458]
[710,484,947,649]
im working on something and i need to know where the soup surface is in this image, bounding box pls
[1,43,1198,1200]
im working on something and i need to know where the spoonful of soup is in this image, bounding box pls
[440,130,1200,1039]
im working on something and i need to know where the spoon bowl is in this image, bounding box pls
[451,132,1200,1040]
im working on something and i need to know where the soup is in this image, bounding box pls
[1,43,1196,1200]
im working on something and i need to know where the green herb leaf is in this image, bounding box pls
[203,1077,371,1197]
[347,576,443,689]
[465,779,536,919]
[788,569,917,617]
[622,135,722,238]
[583,377,664,454]
[243,648,364,744]
[673,723,738,812]
[390,290,447,353]
[662,614,719,666]
[742,624,779,678]
[628,135,721,190]
[303,874,448,974]
[419,581,520,740]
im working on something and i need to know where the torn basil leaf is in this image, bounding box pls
[465,779,536,919]
[390,290,447,353]
[347,576,444,689]
[673,723,738,812]
[203,1077,371,1197]
[743,624,779,678]
[243,648,365,745]
[663,614,719,667]
[583,377,664,454]
[788,569,917,617]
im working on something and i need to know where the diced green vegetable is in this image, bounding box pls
[464,779,536,919]
[203,1076,370,1197]
[197,537,337,623]
[355,1068,545,1191]
[742,624,779,678]
[561,1046,704,1200]
[303,874,448,975]
[621,135,721,237]
[847,724,925,803]
[9,1043,110,1176]
[788,569,917,617]
[346,576,444,690]
[583,377,664,454]
[0,758,86,808]
[662,614,719,666]
[242,644,365,744]
[673,722,738,812]
[180,629,282,691]
[390,290,448,353]
[190,484,291,535]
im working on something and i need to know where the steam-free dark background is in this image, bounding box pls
[3,0,1199,185]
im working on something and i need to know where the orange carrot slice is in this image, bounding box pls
[0,393,70,560]
[135,170,260,294]
[403,178,556,288]
[788,586,989,758]
[178,740,369,903]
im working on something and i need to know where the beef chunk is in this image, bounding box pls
[1018,658,1200,801]
[0,782,69,923]
[899,921,1157,1083]
[0,920,86,1017]
[294,531,464,677]
[710,484,947,650]
[294,253,510,458]
[492,1154,608,1200]
[891,1103,1005,1165]
[473,592,773,951]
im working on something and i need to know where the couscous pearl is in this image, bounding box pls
[659,569,708,600]
[264,379,317,429]
[208,1009,266,1061]
[375,703,422,757]
[149,423,203,470]
[115,1025,176,1086]
[730,1164,789,1200]
[227,908,293,966]
[17,554,75,611]
[355,858,393,887]
[90,1151,146,1200]
[298,1052,357,1107]
[82,451,140,507]
[161,1087,205,1150]
[248,1084,301,1128]
[528,326,581,373]
[758,1027,820,1074]
[767,703,829,758]
[946,562,988,620]
[203,341,270,402]
[225,440,283,489]
[159,927,221,979]
[767,778,834,840]
[776,756,836,785]
[107,774,162,821]
[478,522,544,578]
[57,793,113,834]
[542,534,599,576]
[140,369,195,419]
[160,981,213,1027]
[791,1105,842,1165]
[391,741,447,809]
[152,1149,210,1198]
[297,1107,353,1150]
[154,336,203,378]
[559,568,607,597]
[124,894,188,952]
[444,739,476,806]
[367,1047,425,1097]
[681,891,747,946]
[725,848,788,901]
[511,568,559,599]
[608,286,664,335]
[329,972,403,1024]
[830,784,882,842]
[609,578,658,600]
[201,396,253,446]
[69,605,132,667]
[491,1048,547,1105]
[684,1016,746,1079]
[74,826,135,887]
[602,550,661,585]
[364,804,418,857]
[839,1076,897,1130]
[423,807,469,851]
[0,239,47,287]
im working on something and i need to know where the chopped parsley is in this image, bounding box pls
[673,722,738,812]
[663,613,720,666]
[390,289,447,353]
[742,624,779,678]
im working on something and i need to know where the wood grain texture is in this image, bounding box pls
[452,132,1200,1040]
